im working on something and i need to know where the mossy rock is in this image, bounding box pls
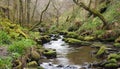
[38,66,44,69]
[31,51,40,61]
[84,36,95,41]
[108,53,120,60]
[78,36,84,40]
[115,37,120,43]
[65,32,79,39]
[68,26,78,31]
[105,63,118,69]
[27,61,38,67]
[64,38,82,45]
[107,59,117,63]
[96,46,106,57]
[43,49,57,59]
[114,43,120,48]
[13,60,22,69]
[35,38,42,44]
[40,35,50,44]
[59,30,68,35]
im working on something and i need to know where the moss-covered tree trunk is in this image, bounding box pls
[73,0,108,29]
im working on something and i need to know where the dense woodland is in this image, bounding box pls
[0,0,120,69]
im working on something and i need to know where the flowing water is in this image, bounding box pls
[40,35,98,69]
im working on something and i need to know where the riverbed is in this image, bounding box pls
[40,35,100,69]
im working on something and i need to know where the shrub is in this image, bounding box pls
[0,31,11,44]
[8,39,36,55]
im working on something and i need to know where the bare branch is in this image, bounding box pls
[30,0,51,31]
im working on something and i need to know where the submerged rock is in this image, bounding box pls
[40,62,81,69]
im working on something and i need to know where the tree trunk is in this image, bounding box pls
[73,0,108,29]
[7,0,10,19]
[31,0,38,22]
[30,0,51,31]
[13,0,16,23]
[27,0,31,25]
[19,0,24,25]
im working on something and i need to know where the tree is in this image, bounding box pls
[7,0,10,19]
[19,0,24,25]
[27,0,31,25]
[51,0,63,27]
[31,0,38,23]
[30,0,51,31]
[73,0,108,29]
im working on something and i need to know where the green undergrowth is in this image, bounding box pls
[0,31,11,45]
[0,19,37,68]
[0,57,12,69]
[8,38,36,55]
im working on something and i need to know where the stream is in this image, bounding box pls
[40,35,98,69]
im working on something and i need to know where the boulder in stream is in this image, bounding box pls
[27,61,38,67]
[43,49,57,59]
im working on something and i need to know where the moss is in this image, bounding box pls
[68,26,79,31]
[65,38,81,45]
[84,36,95,41]
[40,35,50,44]
[78,36,84,40]
[107,59,117,63]
[13,60,22,69]
[8,39,36,54]
[31,51,40,61]
[0,57,12,69]
[59,30,68,35]
[65,32,79,39]
[115,37,120,43]
[114,43,120,48]
[43,49,56,59]
[27,61,38,67]
[38,66,44,69]
[105,59,118,69]
[108,53,120,60]
[105,63,118,68]
[96,46,106,57]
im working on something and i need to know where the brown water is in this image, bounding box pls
[41,35,98,69]
[67,46,98,65]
